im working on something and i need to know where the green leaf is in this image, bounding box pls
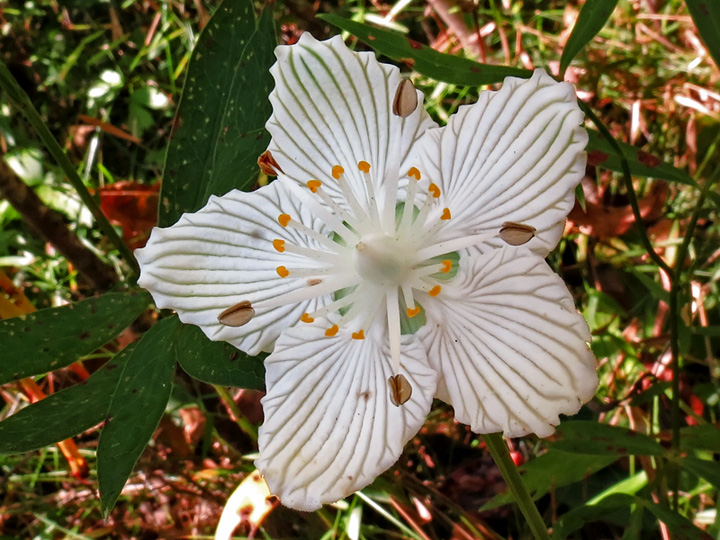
[175,323,265,389]
[0,291,150,385]
[553,493,635,540]
[643,500,714,540]
[559,0,619,78]
[482,449,617,510]
[159,0,276,226]
[0,346,134,454]
[587,129,697,186]
[98,317,179,513]
[319,14,530,86]
[686,1,720,69]
[680,424,720,452]
[550,421,665,456]
[681,456,720,490]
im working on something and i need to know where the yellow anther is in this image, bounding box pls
[307,180,322,193]
[429,183,441,198]
[301,313,314,323]
[429,285,442,297]
[325,324,339,337]
[441,208,451,220]
[406,306,421,318]
[352,330,365,340]
[278,214,291,227]
[276,266,289,278]
[407,167,421,180]
[358,161,371,173]
[332,165,344,179]
[440,259,452,273]
[272,239,285,252]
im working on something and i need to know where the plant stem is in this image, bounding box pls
[0,59,139,278]
[212,385,258,442]
[482,433,552,540]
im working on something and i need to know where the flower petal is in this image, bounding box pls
[136,179,337,355]
[417,69,588,256]
[418,246,597,438]
[266,33,436,211]
[256,320,436,511]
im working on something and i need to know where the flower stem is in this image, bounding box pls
[482,433,551,540]
[0,59,139,279]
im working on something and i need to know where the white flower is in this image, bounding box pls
[135,33,598,511]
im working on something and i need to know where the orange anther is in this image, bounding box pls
[276,266,289,278]
[352,330,365,340]
[441,208,451,220]
[332,165,345,179]
[307,180,322,193]
[325,324,339,337]
[272,239,285,252]
[406,306,421,318]
[358,161,371,173]
[301,313,314,323]
[278,214,291,227]
[407,167,421,180]
[440,259,452,273]
[429,285,442,297]
[429,183,441,198]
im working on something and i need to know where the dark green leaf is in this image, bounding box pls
[686,1,720,69]
[0,346,133,454]
[319,14,529,86]
[559,0,619,78]
[0,291,150,385]
[159,1,276,226]
[553,493,635,539]
[681,456,720,490]
[680,424,720,452]
[98,317,179,513]
[643,500,713,540]
[482,449,616,509]
[587,129,697,186]
[175,323,265,389]
[550,421,665,456]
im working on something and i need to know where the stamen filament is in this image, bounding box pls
[252,275,358,311]
[313,183,368,233]
[282,242,344,264]
[399,176,419,235]
[401,283,416,311]
[307,288,362,320]
[386,287,402,375]
[414,231,497,262]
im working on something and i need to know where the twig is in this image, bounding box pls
[426,0,483,58]
[0,157,118,291]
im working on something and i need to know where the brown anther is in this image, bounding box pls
[218,300,255,327]
[392,79,418,118]
[499,222,537,246]
[258,150,284,176]
[388,374,412,406]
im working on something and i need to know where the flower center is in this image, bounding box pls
[354,233,410,286]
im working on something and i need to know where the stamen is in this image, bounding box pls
[386,288,402,375]
[441,208,451,220]
[325,324,339,337]
[332,165,344,179]
[283,215,354,251]
[282,243,342,264]
[301,313,314,323]
[407,167,421,180]
[400,172,420,234]
[429,285,442,297]
[307,180,322,193]
[428,184,441,198]
[413,231,497,262]
[352,330,365,340]
[388,374,412,406]
[306,288,361,320]
[309,181,366,233]
[358,163,381,222]
[278,214,291,227]
[406,306,421,318]
[358,161,370,173]
[217,300,255,327]
[440,259,453,273]
[252,275,359,311]
[401,283,416,311]
[276,266,289,278]
[272,239,285,252]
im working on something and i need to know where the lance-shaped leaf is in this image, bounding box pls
[98,316,179,513]
[686,0,720,69]
[0,291,150,385]
[318,14,529,86]
[0,345,134,454]
[549,421,665,456]
[559,0,619,78]
[159,0,276,226]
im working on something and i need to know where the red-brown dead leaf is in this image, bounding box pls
[98,181,160,248]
